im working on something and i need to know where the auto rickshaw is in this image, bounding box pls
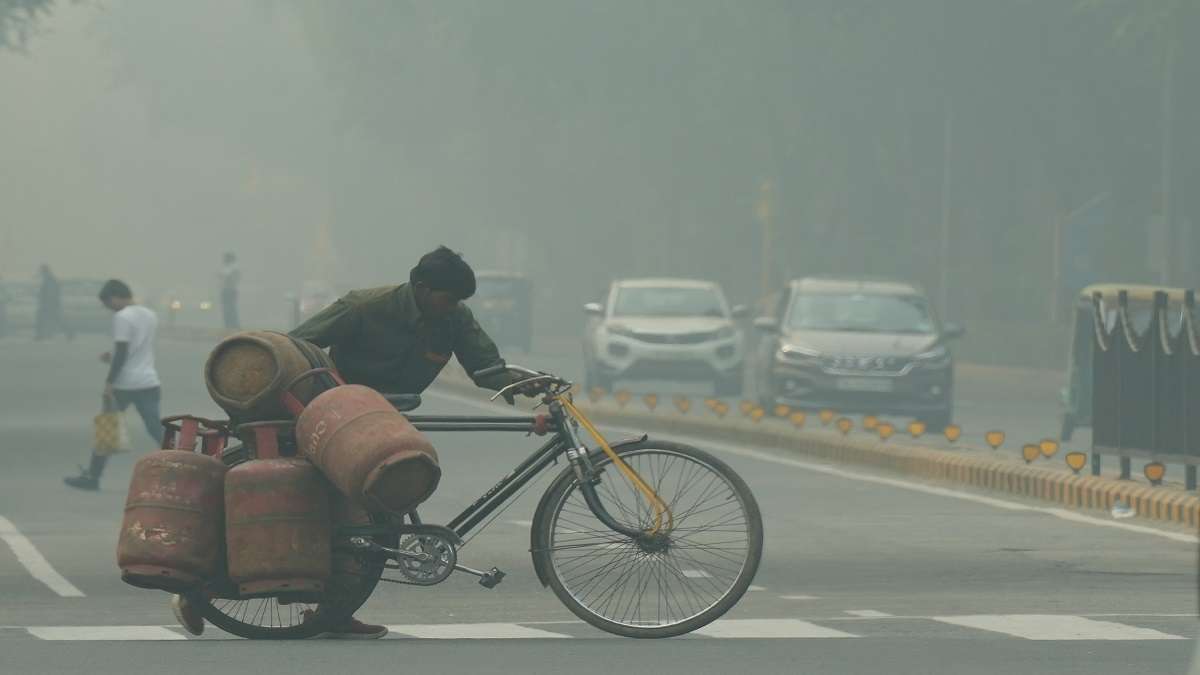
[471,271,533,352]
[1059,283,1190,441]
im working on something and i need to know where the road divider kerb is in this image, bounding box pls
[431,369,1200,530]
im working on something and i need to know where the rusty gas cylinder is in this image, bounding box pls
[205,331,335,423]
[117,449,228,592]
[224,421,332,597]
[295,384,440,514]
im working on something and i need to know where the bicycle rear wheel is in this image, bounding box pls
[193,518,394,640]
[532,439,762,638]
[194,444,394,639]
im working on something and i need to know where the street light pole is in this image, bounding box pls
[1159,20,1176,286]
[757,180,775,300]
[939,99,954,320]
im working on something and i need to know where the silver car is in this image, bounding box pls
[752,277,963,428]
[582,278,747,395]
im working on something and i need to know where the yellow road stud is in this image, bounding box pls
[1065,452,1087,474]
[944,424,962,442]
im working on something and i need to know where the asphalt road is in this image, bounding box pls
[0,336,1197,675]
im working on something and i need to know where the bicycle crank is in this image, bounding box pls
[349,534,457,586]
[453,563,506,589]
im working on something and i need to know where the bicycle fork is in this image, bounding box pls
[559,401,673,544]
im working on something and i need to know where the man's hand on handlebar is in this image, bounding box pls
[501,374,546,405]
[476,363,564,405]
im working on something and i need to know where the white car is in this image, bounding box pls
[582,278,747,395]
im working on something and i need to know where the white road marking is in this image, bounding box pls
[387,623,571,639]
[28,626,184,641]
[426,387,1197,544]
[779,595,821,600]
[682,569,712,579]
[748,585,766,591]
[508,520,534,528]
[0,515,85,598]
[694,619,858,639]
[14,615,1195,640]
[932,615,1187,641]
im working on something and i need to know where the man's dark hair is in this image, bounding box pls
[410,246,476,299]
[98,279,133,302]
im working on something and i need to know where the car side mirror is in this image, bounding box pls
[584,302,605,316]
[943,322,965,340]
[731,304,750,319]
[753,316,780,333]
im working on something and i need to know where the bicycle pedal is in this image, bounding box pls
[478,568,506,589]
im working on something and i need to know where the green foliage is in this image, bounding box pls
[0,0,57,50]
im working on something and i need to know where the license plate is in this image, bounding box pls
[835,377,894,393]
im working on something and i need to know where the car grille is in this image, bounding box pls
[821,355,911,374]
[631,330,720,344]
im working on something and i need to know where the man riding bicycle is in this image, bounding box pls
[172,246,533,639]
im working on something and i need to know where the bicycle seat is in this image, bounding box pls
[383,393,422,412]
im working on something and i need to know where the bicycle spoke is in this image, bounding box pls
[547,446,755,631]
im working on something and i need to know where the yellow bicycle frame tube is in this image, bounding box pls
[560,397,673,534]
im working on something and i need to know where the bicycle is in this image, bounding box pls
[188,364,763,639]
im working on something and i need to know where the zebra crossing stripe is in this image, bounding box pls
[27,626,185,641]
[931,615,1187,641]
[693,619,858,639]
[387,623,572,639]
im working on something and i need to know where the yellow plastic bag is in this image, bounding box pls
[94,409,130,457]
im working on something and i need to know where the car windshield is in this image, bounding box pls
[787,292,935,334]
[612,286,726,318]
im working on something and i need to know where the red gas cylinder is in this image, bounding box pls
[117,417,228,592]
[290,375,440,514]
[225,421,332,598]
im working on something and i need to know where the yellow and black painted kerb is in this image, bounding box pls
[381,363,1200,529]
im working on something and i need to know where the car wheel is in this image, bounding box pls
[921,405,953,432]
[584,360,612,392]
[1060,414,1075,442]
[715,371,743,398]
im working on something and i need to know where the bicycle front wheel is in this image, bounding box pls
[532,439,762,638]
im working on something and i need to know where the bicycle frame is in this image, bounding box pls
[400,397,651,542]
[330,399,654,544]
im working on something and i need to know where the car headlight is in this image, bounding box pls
[715,325,737,340]
[777,343,821,363]
[914,345,950,367]
[606,324,638,339]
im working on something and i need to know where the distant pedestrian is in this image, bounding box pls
[65,279,163,491]
[220,252,240,330]
[34,264,65,341]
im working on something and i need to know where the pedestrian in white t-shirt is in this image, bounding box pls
[65,279,164,491]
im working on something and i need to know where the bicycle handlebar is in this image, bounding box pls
[472,363,543,380]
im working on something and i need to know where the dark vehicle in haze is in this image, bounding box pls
[752,278,963,429]
[2,278,110,336]
[1059,284,1188,441]
[61,279,117,334]
[470,272,532,352]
